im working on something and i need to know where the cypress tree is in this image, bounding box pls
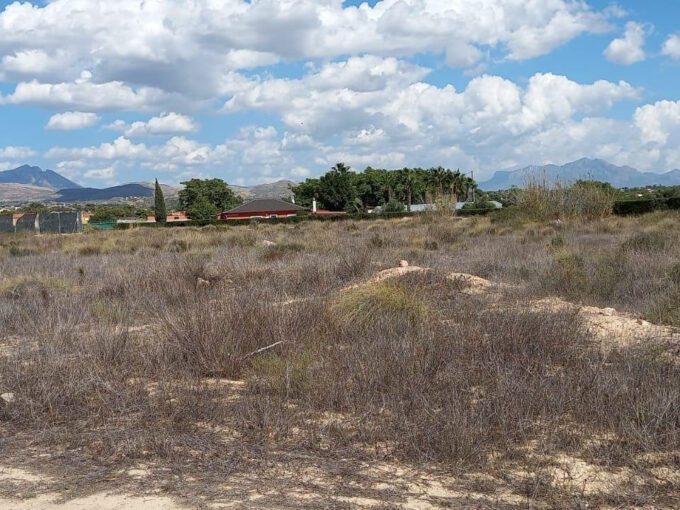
[154,178,167,223]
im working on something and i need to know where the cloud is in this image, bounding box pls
[0,0,614,109]
[0,72,182,111]
[46,66,650,184]
[0,146,37,159]
[0,0,670,185]
[604,22,647,65]
[634,100,680,145]
[46,136,150,161]
[1,50,58,76]
[662,34,680,59]
[224,57,637,144]
[106,113,199,137]
[84,165,116,180]
[47,111,100,131]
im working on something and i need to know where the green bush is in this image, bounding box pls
[613,199,659,215]
[667,196,680,210]
[382,199,405,213]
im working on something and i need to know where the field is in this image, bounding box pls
[1,211,679,509]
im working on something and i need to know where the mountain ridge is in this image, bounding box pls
[5,160,680,204]
[480,158,680,190]
[0,164,81,190]
[0,165,297,204]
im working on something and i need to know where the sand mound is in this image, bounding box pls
[533,297,679,347]
[347,266,678,348]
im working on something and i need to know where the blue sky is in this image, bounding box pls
[0,0,679,187]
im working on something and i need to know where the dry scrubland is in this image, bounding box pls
[0,211,679,509]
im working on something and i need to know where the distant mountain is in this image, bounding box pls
[136,182,181,198]
[0,165,81,190]
[230,180,297,200]
[481,158,680,190]
[0,183,55,203]
[56,184,156,202]
[0,175,298,205]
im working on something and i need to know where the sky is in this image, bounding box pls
[0,0,679,187]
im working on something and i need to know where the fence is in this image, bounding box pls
[0,212,83,234]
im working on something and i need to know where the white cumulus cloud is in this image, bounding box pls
[0,146,37,159]
[604,22,647,65]
[662,34,680,59]
[47,111,100,131]
[0,0,614,109]
[106,113,199,137]
[84,165,116,180]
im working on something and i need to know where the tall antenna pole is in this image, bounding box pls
[471,170,475,202]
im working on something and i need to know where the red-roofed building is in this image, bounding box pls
[219,199,308,220]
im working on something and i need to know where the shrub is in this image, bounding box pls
[166,238,189,253]
[620,231,668,252]
[259,242,304,261]
[613,199,659,215]
[546,250,588,299]
[516,179,614,221]
[8,242,34,257]
[382,199,405,214]
[330,280,431,330]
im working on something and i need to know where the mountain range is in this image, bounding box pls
[0,165,296,204]
[480,158,680,190]
[2,159,680,205]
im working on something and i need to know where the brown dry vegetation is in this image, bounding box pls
[0,211,679,509]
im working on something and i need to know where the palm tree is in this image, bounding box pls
[398,168,419,212]
[443,169,464,200]
[425,166,447,199]
[383,170,399,203]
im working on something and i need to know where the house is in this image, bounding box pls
[220,199,308,220]
[117,211,189,224]
[144,211,189,222]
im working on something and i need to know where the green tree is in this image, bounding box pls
[90,205,151,223]
[425,166,447,199]
[290,178,321,208]
[354,167,391,208]
[179,178,242,219]
[186,196,219,221]
[154,178,167,223]
[20,202,49,214]
[317,163,358,211]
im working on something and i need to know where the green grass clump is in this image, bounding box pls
[0,276,71,297]
[331,281,430,329]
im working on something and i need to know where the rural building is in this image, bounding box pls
[220,199,308,220]
[116,211,189,224]
[145,211,189,222]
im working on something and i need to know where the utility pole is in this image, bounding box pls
[471,170,475,202]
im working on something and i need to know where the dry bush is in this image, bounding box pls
[517,177,615,221]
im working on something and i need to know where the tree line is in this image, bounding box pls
[291,163,478,212]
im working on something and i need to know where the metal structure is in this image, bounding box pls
[0,212,83,234]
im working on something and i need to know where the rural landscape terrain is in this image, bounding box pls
[2,0,680,508]
[1,180,679,508]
